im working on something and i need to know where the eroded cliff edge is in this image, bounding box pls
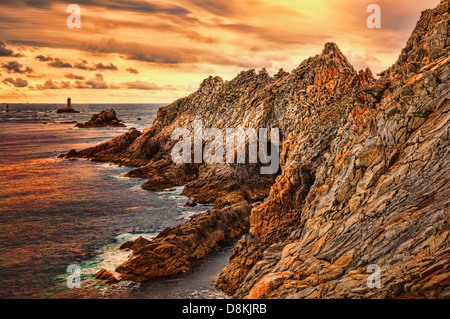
[63,0,449,298]
[216,0,449,299]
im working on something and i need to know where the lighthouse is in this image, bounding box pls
[5,104,9,113]
[57,97,79,113]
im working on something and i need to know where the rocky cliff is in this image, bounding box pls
[62,0,449,298]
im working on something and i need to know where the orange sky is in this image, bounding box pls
[0,0,441,103]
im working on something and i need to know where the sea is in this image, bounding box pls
[0,103,233,299]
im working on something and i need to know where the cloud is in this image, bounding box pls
[81,38,262,68]
[73,60,118,71]
[86,74,108,88]
[6,0,191,16]
[187,0,233,15]
[124,80,159,90]
[1,61,33,74]
[0,41,22,57]
[64,73,85,80]
[3,77,28,87]
[126,67,139,74]
[92,63,118,71]
[45,57,119,71]
[72,80,91,89]
[82,38,189,64]
[35,55,53,61]
[0,0,442,104]
[48,58,73,68]
[36,79,71,90]
[73,73,109,89]
[345,51,384,74]
[73,60,90,70]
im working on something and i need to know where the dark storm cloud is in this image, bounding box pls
[3,77,29,87]
[1,61,33,74]
[0,41,22,57]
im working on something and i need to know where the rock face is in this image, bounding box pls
[94,269,119,284]
[114,201,251,281]
[57,105,79,113]
[75,108,125,128]
[60,128,141,162]
[217,0,449,299]
[65,0,449,298]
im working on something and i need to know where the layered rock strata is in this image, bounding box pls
[62,0,449,298]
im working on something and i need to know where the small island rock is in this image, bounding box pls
[75,108,126,128]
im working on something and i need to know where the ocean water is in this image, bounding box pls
[0,104,231,299]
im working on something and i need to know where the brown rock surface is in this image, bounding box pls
[94,269,119,284]
[217,0,449,299]
[60,128,141,162]
[61,0,449,298]
[56,105,79,113]
[75,108,125,128]
[115,201,251,282]
[57,98,79,113]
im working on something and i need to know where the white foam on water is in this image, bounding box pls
[156,185,185,196]
[88,232,157,277]
[174,210,207,222]
[55,232,157,283]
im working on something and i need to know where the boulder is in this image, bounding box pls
[56,105,79,113]
[94,269,119,284]
[75,108,125,128]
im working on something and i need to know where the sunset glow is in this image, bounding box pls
[0,0,441,103]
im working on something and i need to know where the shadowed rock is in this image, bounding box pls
[59,128,141,162]
[75,108,125,128]
[115,201,251,282]
[60,0,449,298]
[94,269,119,284]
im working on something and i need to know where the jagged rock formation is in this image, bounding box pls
[114,201,251,281]
[62,0,449,298]
[94,269,119,284]
[217,0,449,299]
[75,108,125,128]
[60,128,141,161]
